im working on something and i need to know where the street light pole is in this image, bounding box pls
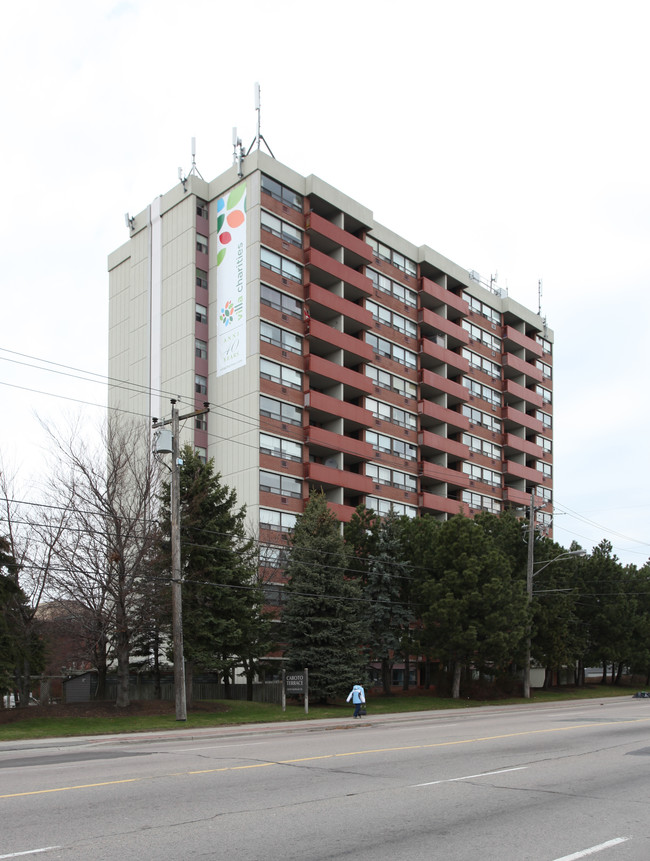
[524,492,535,699]
[153,399,210,721]
[523,490,586,699]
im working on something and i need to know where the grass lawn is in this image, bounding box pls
[0,685,644,742]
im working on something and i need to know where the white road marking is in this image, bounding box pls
[0,849,61,859]
[413,765,527,786]
[553,837,629,860]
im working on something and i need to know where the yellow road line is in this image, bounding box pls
[3,717,649,800]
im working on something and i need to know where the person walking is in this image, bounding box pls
[346,683,366,718]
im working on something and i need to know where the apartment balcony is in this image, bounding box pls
[419,430,469,460]
[503,326,544,358]
[308,318,374,362]
[305,426,374,462]
[502,353,544,383]
[305,390,373,429]
[419,368,469,403]
[307,355,374,396]
[504,433,544,459]
[420,491,470,517]
[305,248,372,297]
[419,461,470,489]
[504,487,547,508]
[420,338,470,373]
[327,502,357,523]
[305,212,373,264]
[420,277,469,317]
[504,461,544,485]
[503,406,544,434]
[305,462,374,495]
[418,308,469,346]
[418,400,470,432]
[504,379,544,408]
[306,283,372,331]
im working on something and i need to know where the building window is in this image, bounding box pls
[366,333,416,368]
[535,385,552,404]
[536,461,552,478]
[462,490,501,514]
[367,238,417,276]
[537,436,552,454]
[261,321,302,355]
[195,416,207,431]
[366,365,417,399]
[261,210,302,247]
[462,348,501,379]
[465,294,501,326]
[462,404,501,433]
[367,268,417,307]
[195,339,208,359]
[260,470,302,498]
[195,374,207,395]
[366,300,416,338]
[367,463,417,492]
[260,509,298,532]
[260,395,302,426]
[259,544,290,570]
[260,433,302,461]
[365,495,417,518]
[462,320,501,352]
[196,234,208,254]
[195,303,207,324]
[366,430,417,460]
[464,377,501,408]
[536,334,552,354]
[536,410,552,429]
[261,247,303,284]
[195,446,207,463]
[260,284,302,318]
[196,199,208,219]
[261,175,303,211]
[260,358,302,390]
[462,433,501,460]
[196,268,208,289]
[535,360,552,379]
[462,462,502,487]
[366,398,417,430]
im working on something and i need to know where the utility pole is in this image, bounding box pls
[524,491,535,699]
[153,399,210,721]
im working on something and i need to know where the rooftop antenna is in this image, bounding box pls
[247,82,275,158]
[178,137,204,191]
[537,278,543,316]
[232,127,244,177]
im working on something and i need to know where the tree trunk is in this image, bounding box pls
[402,653,410,691]
[576,659,585,687]
[614,662,624,686]
[185,660,194,709]
[543,666,553,689]
[114,591,131,708]
[600,662,607,685]
[452,661,462,699]
[381,658,392,695]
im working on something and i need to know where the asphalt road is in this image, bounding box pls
[2,698,650,860]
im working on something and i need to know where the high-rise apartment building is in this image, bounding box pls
[108,150,553,601]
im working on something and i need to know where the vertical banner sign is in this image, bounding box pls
[216,182,247,376]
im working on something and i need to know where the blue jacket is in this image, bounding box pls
[347,684,365,704]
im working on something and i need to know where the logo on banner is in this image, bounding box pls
[216,182,247,376]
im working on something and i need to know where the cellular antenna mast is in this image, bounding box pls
[538,278,543,316]
[247,82,275,158]
[178,137,204,191]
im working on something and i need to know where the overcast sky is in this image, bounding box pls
[1,0,648,565]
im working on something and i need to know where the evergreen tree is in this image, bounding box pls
[363,512,414,695]
[418,515,528,698]
[0,536,43,700]
[158,446,265,700]
[282,491,367,703]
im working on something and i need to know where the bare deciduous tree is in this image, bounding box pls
[37,416,160,707]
